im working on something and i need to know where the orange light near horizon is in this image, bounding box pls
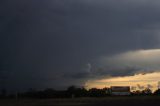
[85,72,160,91]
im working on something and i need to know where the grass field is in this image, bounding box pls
[0,96,160,106]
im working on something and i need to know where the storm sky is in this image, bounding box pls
[1,0,160,91]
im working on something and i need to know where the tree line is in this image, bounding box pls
[1,86,160,99]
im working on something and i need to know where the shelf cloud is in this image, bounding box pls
[1,0,160,91]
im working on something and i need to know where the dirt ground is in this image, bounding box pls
[0,96,160,106]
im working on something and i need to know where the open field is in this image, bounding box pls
[0,96,160,106]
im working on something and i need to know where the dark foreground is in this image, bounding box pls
[0,96,160,106]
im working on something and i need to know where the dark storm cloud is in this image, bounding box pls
[1,0,160,91]
[66,0,160,58]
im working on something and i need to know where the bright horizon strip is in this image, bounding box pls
[85,49,160,91]
[85,72,160,91]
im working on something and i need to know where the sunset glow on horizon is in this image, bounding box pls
[84,49,160,91]
[85,72,160,91]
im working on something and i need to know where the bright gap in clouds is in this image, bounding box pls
[101,49,160,67]
[85,49,160,91]
[85,72,160,91]
[98,49,160,75]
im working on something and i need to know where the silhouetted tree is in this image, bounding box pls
[131,89,152,96]
[102,87,111,96]
[88,88,107,97]
[66,86,88,97]
[154,89,160,95]
[141,88,152,95]
[42,88,56,98]
[131,90,142,96]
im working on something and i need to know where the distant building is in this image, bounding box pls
[110,86,131,96]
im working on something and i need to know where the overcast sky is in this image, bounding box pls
[1,0,160,91]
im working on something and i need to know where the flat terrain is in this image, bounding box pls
[0,96,160,106]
